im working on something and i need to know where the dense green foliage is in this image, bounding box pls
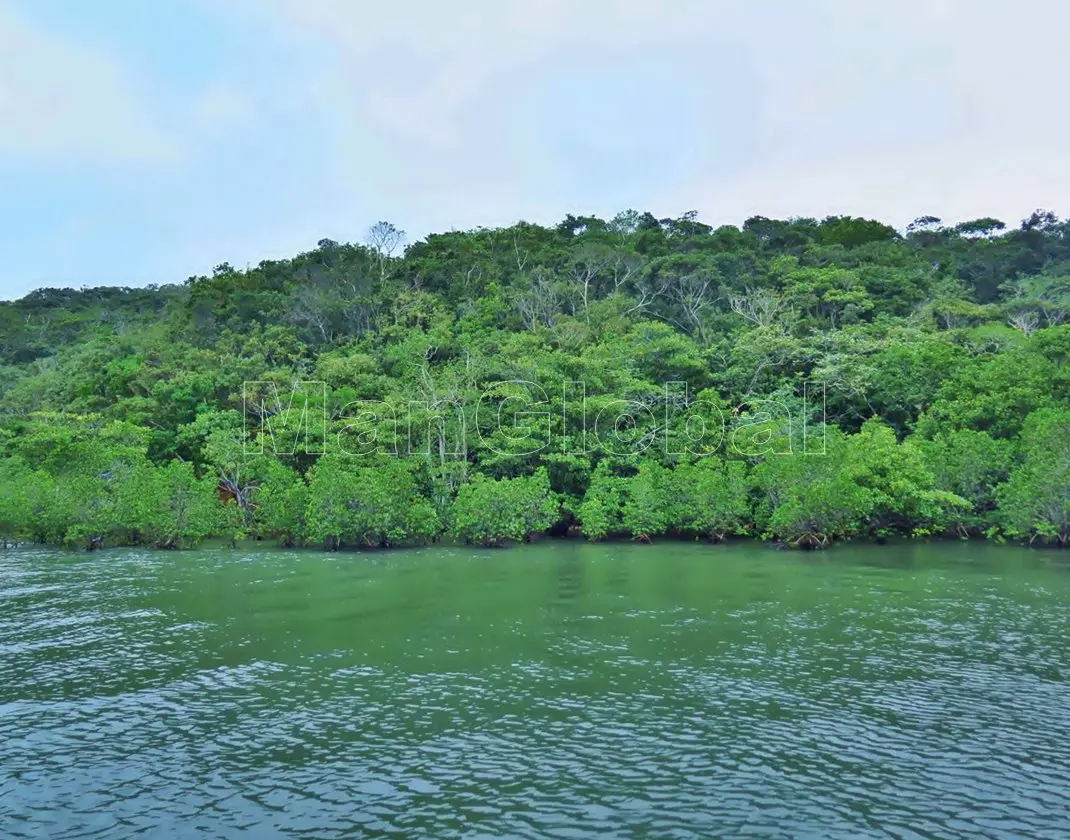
[450,470,558,547]
[305,456,439,549]
[1,210,1068,549]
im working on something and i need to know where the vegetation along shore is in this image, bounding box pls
[1,211,1067,550]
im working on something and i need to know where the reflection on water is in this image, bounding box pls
[553,549,585,604]
[2,541,1070,839]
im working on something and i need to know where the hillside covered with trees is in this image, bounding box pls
[0,210,1067,549]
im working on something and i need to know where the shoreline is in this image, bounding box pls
[3,532,1066,554]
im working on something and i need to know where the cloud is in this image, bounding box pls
[3,0,1068,301]
[0,1,177,164]
[235,0,764,233]
[674,145,1070,234]
[658,0,1070,228]
[261,0,726,146]
[250,0,1070,232]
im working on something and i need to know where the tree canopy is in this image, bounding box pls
[1,210,1067,549]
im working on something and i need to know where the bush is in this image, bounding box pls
[997,409,1070,545]
[451,469,558,547]
[753,422,968,547]
[132,461,220,549]
[306,457,441,549]
[671,459,751,541]
[578,458,750,542]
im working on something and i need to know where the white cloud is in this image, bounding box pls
[678,145,1070,233]
[251,0,1070,230]
[0,2,179,164]
[661,0,1070,228]
[262,0,727,147]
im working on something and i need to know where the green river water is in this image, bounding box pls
[2,542,1069,839]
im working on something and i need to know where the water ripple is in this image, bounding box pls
[2,543,1069,839]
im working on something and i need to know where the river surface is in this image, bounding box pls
[2,542,1070,839]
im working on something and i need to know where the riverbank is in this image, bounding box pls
[4,531,1065,554]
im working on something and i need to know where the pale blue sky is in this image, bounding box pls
[1,0,1068,299]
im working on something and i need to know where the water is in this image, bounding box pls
[2,542,1069,839]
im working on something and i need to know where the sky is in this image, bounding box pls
[1,0,1068,300]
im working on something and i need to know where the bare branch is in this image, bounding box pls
[729,287,786,327]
